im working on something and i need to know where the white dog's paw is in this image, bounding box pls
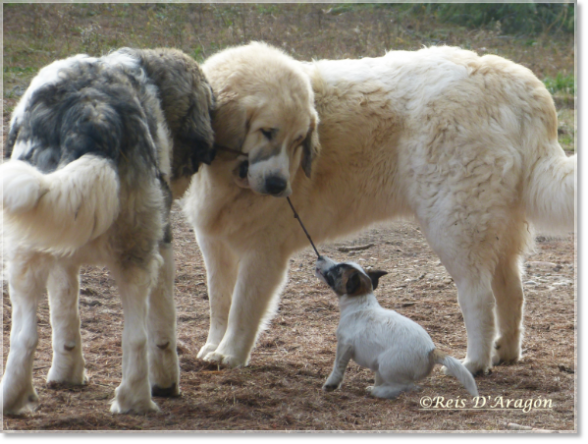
[47,366,87,386]
[2,388,40,415]
[492,337,521,365]
[110,398,160,415]
[197,343,219,359]
[203,350,247,368]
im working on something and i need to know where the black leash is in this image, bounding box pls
[215,143,320,258]
[286,197,321,258]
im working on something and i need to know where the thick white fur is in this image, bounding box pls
[1,55,180,415]
[1,166,172,415]
[2,156,119,255]
[316,257,478,398]
[184,44,575,374]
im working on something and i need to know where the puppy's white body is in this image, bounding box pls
[185,43,575,373]
[330,293,478,398]
[315,256,478,398]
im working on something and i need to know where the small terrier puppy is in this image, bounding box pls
[315,256,479,398]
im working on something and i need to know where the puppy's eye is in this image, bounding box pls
[261,129,274,141]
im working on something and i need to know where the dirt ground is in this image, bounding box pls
[1,202,576,432]
[1,3,576,433]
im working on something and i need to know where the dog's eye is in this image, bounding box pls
[261,129,274,141]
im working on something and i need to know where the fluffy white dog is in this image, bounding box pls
[184,42,575,374]
[315,256,479,398]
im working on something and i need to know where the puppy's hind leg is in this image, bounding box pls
[367,383,415,399]
[196,236,238,360]
[147,241,180,397]
[2,253,51,414]
[46,262,86,386]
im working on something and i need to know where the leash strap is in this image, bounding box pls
[287,197,321,258]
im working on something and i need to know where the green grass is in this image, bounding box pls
[543,72,575,96]
[2,2,575,152]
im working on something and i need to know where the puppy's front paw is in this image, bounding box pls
[203,351,247,368]
[322,382,340,392]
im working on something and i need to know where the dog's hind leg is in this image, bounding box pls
[491,224,530,365]
[367,382,414,399]
[1,252,51,414]
[46,261,86,385]
[196,236,238,360]
[202,252,288,368]
[148,242,180,397]
[110,264,159,414]
[419,221,498,375]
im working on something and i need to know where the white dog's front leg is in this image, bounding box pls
[147,243,180,397]
[196,236,238,359]
[110,265,159,414]
[203,252,288,368]
[2,256,50,414]
[323,343,353,391]
[46,262,86,385]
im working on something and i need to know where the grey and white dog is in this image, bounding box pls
[1,48,215,414]
[315,256,478,399]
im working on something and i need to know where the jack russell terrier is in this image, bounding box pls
[315,256,479,399]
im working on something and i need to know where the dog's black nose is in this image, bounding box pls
[265,176,287,195]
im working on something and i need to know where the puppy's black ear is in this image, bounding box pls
[346,272,361,295]
[345,270,373,296]
[367,270,388,291]
[301,113,320,178]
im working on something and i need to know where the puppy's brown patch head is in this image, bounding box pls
[315,256,388,297]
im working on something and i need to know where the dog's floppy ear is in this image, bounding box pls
[301,112,320,178]
[367,270,388,291]
[212,92,248,153]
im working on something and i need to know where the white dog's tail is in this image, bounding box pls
[2,155,119,255]
[432,350,479,397]
[523,140,576,234]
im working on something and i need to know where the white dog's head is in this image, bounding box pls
[203,42,320,197]
[315,256,388,297]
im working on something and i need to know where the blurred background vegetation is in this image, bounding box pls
[2,2,575,152]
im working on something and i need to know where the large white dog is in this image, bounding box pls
[183,42,575,375]
[2,48,215,414]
